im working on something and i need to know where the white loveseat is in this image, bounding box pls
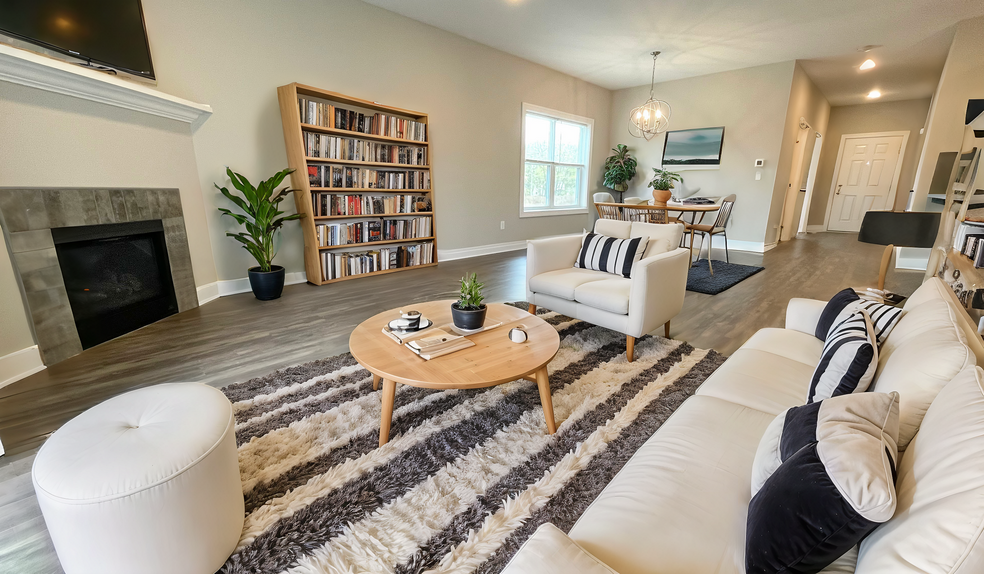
[526,219,691,361]
[505,277,984,574]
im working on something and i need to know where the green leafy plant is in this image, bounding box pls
[456,273,485,310]
[215,167,303,272]
[603,144,638,191]
[648,167,683,191]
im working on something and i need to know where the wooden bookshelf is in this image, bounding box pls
[277,83,438,285]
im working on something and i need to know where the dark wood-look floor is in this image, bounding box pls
[0,232,922,573]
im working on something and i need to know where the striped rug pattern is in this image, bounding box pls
[218,308,726,574]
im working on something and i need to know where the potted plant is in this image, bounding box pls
[215,167,303,301]
[648,167,683,207]
[451,273,486,330]
[603,144,638,193]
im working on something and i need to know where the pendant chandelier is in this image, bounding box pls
[628,51,671,140]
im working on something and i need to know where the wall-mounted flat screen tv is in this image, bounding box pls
[662,127,725,167]
[0,0,155,80]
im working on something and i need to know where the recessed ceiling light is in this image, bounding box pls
[867,90,881,99]
[860,59,876,70]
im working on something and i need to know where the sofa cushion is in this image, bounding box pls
[641,237,672,260]
[856,366,984,573]
[630,221,684,253]
[807,310,878,403]
[574,233,649,278]
[502,523,617,574]
[872,278,978,450]
[529,268,611,301]
[575,278,631,315]
[569,395,775,574]
[696,328,821,415]
[594,219,631,239]
[746,392,900,574]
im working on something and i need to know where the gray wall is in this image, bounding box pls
[143,0,612,282]
[809,98,931,227]
[609,62,795,246]
[0,81,217,359]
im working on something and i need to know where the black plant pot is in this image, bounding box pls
[451,303,487,330]
[248,265,285,301]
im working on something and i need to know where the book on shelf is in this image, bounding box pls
[310,193,429,217]
[297,97,427,142]
[298,97,334,127]
[963,234,984,259]
[405,328,475,360]
[975,239,984,269]
[303,132,427,165]
[306,165,430,190]
[315,216,432,246]
[320,242,434,281]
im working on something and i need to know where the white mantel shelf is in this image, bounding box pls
[0,43,212,125]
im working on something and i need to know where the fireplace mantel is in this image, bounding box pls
[0,43,212,126]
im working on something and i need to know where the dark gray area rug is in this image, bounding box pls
[687,260,765,295]
[218,307,726,574]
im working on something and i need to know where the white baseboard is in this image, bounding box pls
[685,235,773,253]
[197,282,220,306]
[806,225,826,233]
[0,345,45,391]
[196,271,309,303]
[438,240,528,262]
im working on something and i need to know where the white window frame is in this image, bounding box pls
[520,103,593,218]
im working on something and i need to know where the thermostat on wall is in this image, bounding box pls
[754,159,765,167]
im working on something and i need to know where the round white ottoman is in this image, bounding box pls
[32,383,244,574]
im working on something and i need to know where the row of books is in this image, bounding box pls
[961,234,984,268]
[307,165,431,190]
[315,217,432,246]
[311,193,430,217]
[320,242,434,281]
[297,97,427,142]
[303,132,427,165]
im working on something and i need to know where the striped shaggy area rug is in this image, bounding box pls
[218,306,726,574]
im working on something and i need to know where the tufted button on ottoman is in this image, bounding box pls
[32,383,244,574]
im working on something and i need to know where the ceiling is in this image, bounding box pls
[360,0,984,103]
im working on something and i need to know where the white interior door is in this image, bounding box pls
[828,134,904,232]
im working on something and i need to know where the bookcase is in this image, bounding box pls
[276,83,438,286]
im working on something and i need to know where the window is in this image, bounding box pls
[521,103,593,217]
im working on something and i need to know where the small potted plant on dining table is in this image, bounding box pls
[451,273,486,330]
[648,167,683,207]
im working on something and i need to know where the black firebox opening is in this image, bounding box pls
[51,221,179,349]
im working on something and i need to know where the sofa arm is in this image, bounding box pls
[627,248,691,338]
[527,234,583,285]
[785,298,827,335]
[502,523,620,574]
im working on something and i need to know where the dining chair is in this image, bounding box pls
[688,194,736,275]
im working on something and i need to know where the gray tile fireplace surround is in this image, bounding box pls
[0,189,198,365]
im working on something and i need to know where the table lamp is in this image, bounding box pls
[858,211,940,291]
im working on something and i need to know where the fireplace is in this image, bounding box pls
[0,188,200,365]
[51,221,179,349]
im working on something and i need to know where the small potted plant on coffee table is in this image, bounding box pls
[648,167,683,207]
[215,167,303,301]
[451,273,486,330]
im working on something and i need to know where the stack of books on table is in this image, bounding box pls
[404,328,475,360]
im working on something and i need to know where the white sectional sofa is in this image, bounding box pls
[504,277,984,574]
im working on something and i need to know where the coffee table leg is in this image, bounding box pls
[379,378,397,447]
[535,367,557,434]
[372,373,380,391]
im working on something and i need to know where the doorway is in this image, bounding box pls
[824,131,908,232]
[779,119,822,242]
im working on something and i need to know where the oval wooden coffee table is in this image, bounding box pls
[349,300,561,446]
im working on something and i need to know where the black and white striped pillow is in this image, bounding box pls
[807,309,878,403]
[815,288,904,345]
[574,233,649,278]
